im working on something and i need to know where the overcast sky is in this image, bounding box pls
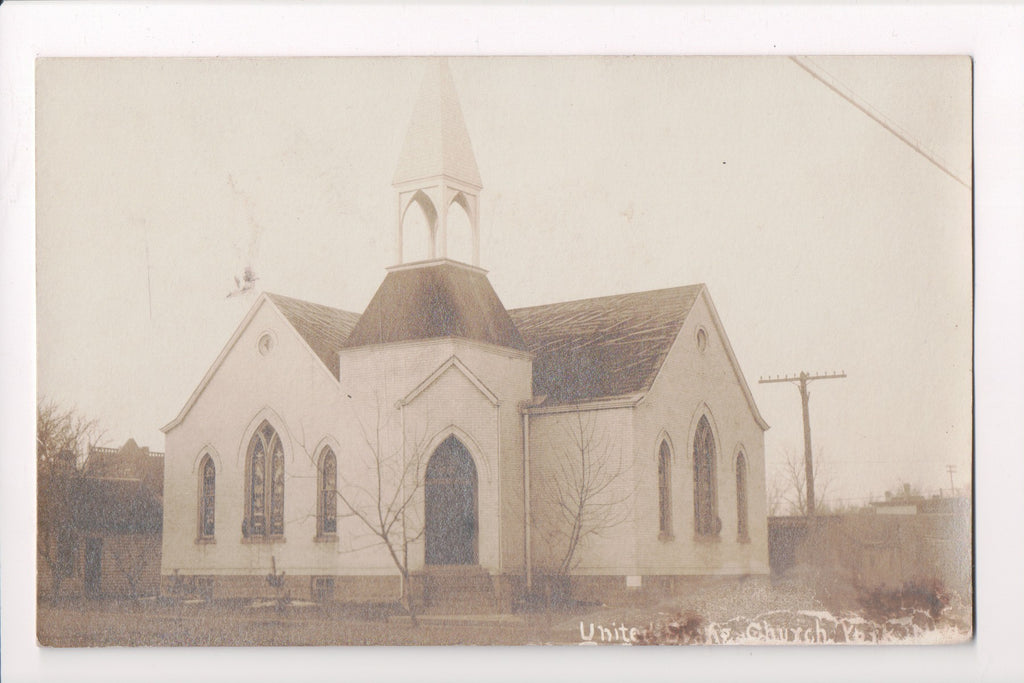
[36,56,972,506]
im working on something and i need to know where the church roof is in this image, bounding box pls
[508,285,704,407]
[343,260,528,352]
[266,293,361,377]
[393,59,482,189]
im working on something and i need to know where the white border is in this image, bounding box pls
[3,4,1021,683]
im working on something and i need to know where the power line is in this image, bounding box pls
[789,56,971,191]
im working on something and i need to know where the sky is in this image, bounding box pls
[35,56,973,508]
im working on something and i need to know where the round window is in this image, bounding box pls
[696,327,708,352]
[258,333,275,356]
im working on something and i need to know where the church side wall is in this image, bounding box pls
[162,302,403,597]
[634,291,769,577]
[527,407,637,575]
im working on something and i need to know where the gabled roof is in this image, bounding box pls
[343,260,528,352]
[164,293,360,433]
[393,59,482,189]
[85,439,164,496]
[266,293,361,377]
[509,286,703,407]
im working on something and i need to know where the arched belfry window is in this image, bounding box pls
[199,456,216,539]
[244,421,285,538]
[693,416,719,536]
[318,447,337,537]
[658,440,672,537]
[736,452,749,541]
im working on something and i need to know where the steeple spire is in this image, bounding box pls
[393,59,482,266]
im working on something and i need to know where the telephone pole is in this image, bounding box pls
[946,464,957,496]
[759,370,846,515]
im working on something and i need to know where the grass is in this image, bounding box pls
[36,577,972,647]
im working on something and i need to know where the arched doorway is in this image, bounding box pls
[424,436,478,565]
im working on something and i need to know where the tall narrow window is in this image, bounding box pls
[199,456,216,539]
[245,421,285,538]
[736,452,749,541]
[693,416,719,536]
[318,447,337,537]
[658,440,672,537]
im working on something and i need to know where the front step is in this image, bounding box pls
[415,566,498,614]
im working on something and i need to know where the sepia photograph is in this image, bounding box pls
[31,54,973,648]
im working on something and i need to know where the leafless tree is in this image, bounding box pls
[297,400,430,624]
[772,446,832,516]
[108,536,157,600]
[36,398,103,600]
[531,410,633,603]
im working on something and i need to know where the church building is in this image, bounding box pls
[160,61,770,610]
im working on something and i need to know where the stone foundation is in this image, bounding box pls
[160,572,401,603]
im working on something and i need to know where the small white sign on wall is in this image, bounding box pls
[626,575,642,589]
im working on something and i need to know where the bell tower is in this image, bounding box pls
[393,59,482,266]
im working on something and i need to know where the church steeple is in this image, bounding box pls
[393,59,482,267]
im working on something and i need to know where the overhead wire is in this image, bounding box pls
[789,56,971,191]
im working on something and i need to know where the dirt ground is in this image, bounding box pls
[37,576,972,647]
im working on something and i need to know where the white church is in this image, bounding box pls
[160,61,770,610]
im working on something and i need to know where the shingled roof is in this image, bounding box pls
[343,261,528,352]
[267,293,361,377]
[508,285,703,407]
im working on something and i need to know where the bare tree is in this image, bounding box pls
[531,410,633,604]
[36,399,102,600]
[108,536,157,600]
[772,446,832,516]
[300,401,430,624]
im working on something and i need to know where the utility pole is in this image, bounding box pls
[759,370,846,515]
[946,464,957,496]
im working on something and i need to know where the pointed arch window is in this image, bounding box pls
[317,447,337,537]
[199,456,216,539]
[658,440,672,538]
[693,416,720,537]
[244,421,285,538]
[736,452,749,542]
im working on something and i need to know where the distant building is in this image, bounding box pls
[39,439,164,599]
[768,493,971,597]
[160,60,770,610]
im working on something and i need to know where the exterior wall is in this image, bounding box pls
[162,299,532,590]
[162,299,396,581]
[769,511,972,597]
[633,290,769,576]
[40,532,162,599]
[337,337,533,575]
[527,407,636,575]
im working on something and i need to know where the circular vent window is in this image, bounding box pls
[258,333,275,356]
[696,327,708,352]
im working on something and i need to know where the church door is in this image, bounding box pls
[424,436,478,565]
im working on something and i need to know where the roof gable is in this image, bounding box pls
[266,293,361,377]
[509,285,702,407]
[343,260,528,351]
[163,293,360,433]
[400,355,500,408]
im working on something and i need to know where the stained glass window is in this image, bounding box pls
[200,456,215,538]
[658,441,672,536]
[318,448,337,536]
[693,416,719,536]
[736,452,749,541]
[245,421,284,538]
